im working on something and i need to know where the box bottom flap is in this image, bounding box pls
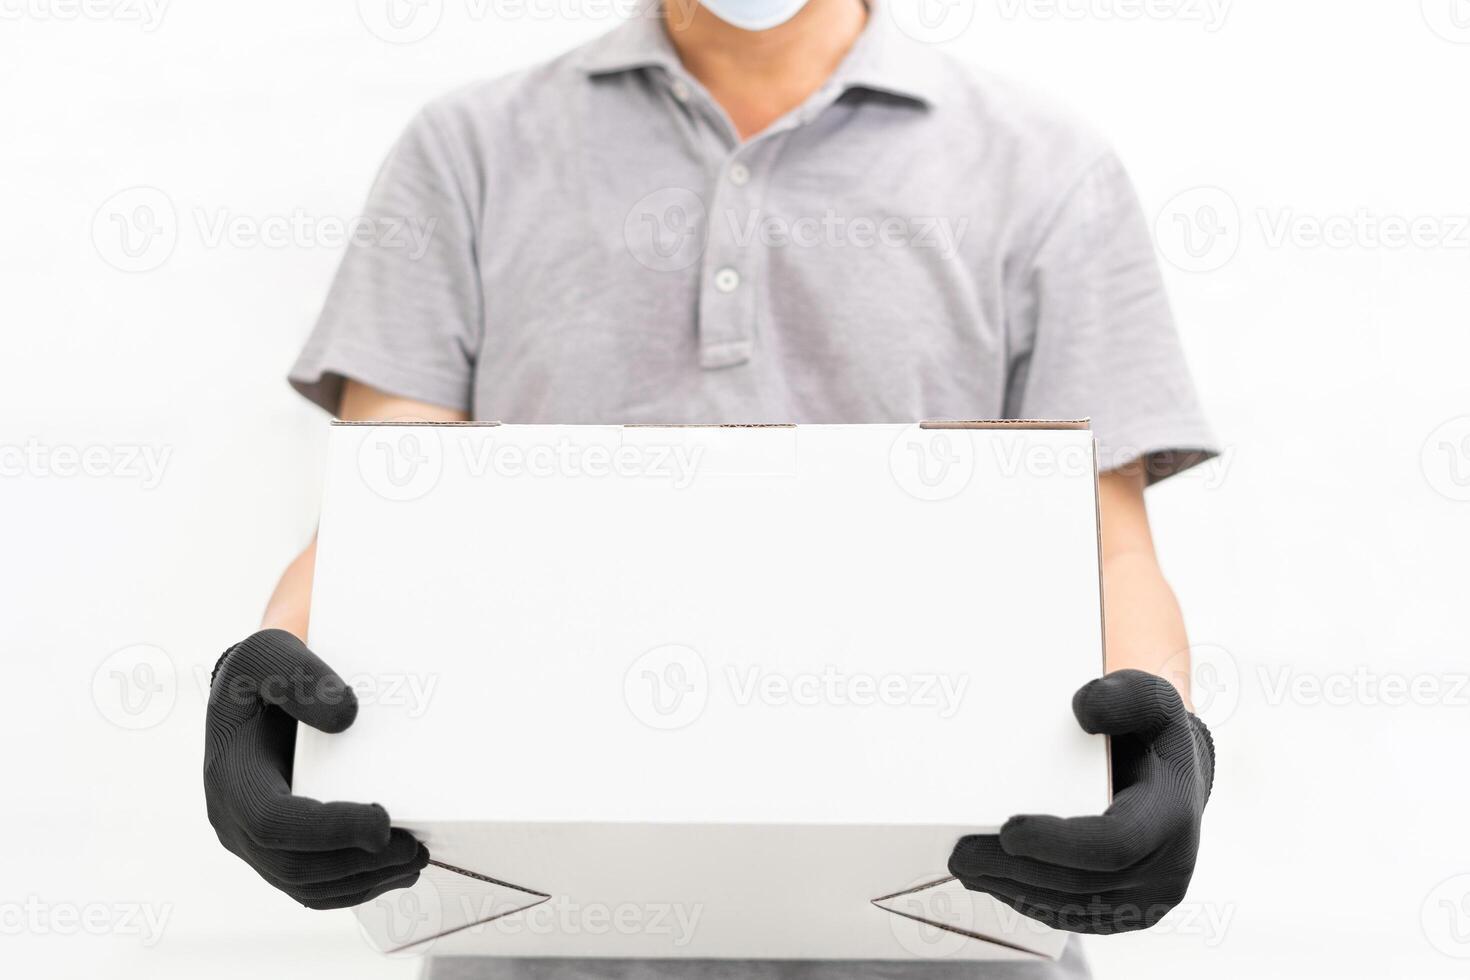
[357,860,550,955]
[351,822,1067,961]
[872,877,1066,960]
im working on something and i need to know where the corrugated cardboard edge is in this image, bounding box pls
[917,419,1090,431]
[331,420,503,427]
[1090,435,1115,802]
[328,419,1092,430]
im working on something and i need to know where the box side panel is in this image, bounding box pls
[297,424,1108,826]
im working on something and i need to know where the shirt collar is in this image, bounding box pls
[578,0,683,76]
[579,0,944,109]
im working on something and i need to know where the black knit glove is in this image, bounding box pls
[204,629,429,909]
[949,669,1214,935]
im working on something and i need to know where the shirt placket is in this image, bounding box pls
[664,72,845,371]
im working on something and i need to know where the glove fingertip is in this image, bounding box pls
[947,833,996,879]
[314,686,359,734]
[998,815,1036,852]
[353,803,394,852]
[1071,678,1115,731]
[946,845,973,880]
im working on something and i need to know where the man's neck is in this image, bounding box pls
[663,0,869,141]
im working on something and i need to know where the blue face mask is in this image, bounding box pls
[698,0,812,30]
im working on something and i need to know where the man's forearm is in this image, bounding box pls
[1096,467,1193,709]
[261,536,316,641]
[1102,549,1192,710]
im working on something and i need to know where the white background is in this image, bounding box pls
[3,1,1469,977]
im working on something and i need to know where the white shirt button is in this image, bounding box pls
[670,79,691,103]
[728,162,751,186]
[714,267,741,293]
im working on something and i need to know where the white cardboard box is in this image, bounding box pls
[295,421,1109,961]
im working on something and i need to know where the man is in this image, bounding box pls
[202,0,1217,977]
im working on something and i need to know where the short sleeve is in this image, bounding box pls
[289,108,482,415]
[1005,152,1218,483]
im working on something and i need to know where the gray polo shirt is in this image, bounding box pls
[289,4,1216,979]
[290,4,1215,482]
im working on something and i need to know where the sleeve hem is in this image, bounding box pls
[1096,427,1222,485]
[288,341,472,417]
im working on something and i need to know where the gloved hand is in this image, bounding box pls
[949,669,1214,935]
[204,629,429,909]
